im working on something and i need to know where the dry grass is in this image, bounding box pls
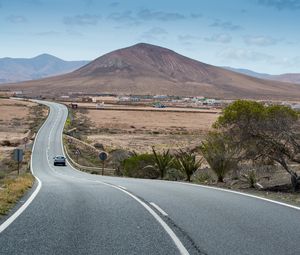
[0,173,34,215]
[82,108,219,153]
[88,109,218,132]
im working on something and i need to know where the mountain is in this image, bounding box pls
[223,66,300,84]
[2,43,300,100]
[0,54,89,84]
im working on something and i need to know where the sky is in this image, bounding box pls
[1,0,300,74]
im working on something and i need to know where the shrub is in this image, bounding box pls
[121,154,159,179]
[151,147,174,179]
[241,170,257,188]
[173,150,202,182]
[200,132,238,182]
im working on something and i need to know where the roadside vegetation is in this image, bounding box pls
[64,101,300,205]
[0,99,49,217]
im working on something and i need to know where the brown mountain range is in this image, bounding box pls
[2,43,300,99]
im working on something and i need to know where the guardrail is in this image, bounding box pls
[64,145,115,175]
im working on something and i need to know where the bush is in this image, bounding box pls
[121,154,159,179]
[1,140,11,146]
[152,147,174,179]
[165,168,185,181]
[173,150,202,182]
[200,132,238,182]
[241,170,257,188]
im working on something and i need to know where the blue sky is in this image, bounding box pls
[1,0,300,74]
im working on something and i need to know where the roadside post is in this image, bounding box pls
[23,137,28,150]
[98,151,108,175]
[74,148,81,163]
[13,148,23,175]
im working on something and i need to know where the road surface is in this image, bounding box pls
[0,101,300,255]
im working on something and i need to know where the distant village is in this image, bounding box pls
[1,89,300,111]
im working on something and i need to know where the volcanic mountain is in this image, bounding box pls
[3,43,300,99]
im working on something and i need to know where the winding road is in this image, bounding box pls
[0,101,300,255]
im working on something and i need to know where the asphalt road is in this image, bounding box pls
[1,101,300,255]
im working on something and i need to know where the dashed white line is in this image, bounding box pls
[150,202,168,216]
[101,182,189,255]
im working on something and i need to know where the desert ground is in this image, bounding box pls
[81,108,220,153]
[0,98,48,175]
[0,99,36,145]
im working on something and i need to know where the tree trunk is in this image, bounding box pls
[275,157,299,192]
[291,173,300,192]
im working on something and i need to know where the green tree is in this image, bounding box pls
[216,100,300,191]
[200,131,238,182]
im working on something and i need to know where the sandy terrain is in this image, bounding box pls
[88,109,218,133]
[84,108,219,152]
[0,99,35,123]
[0,98,36,149]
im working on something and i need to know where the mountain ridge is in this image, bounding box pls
[222,66,300,84]
[0,54,89,84]
[2,43,300,100]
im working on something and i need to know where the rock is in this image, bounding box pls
[254,182,264,190]
[94,143,104,150]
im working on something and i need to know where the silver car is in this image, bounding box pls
[53,156,66,166]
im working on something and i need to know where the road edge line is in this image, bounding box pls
[0,100,48,233]
[174,181,300,211]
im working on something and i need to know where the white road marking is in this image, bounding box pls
[175,181,300,211]
[118,185,127,190]
[100,182,189,255]
[150,202,168,216]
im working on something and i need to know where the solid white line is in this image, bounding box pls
[150,202,168,216]
[0,100,49,233]
[118,185,127,190]
[175,181,300,211]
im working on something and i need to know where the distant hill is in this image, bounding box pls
[223,66,300,84]
[0,54,89,84]
[2,43,300,100]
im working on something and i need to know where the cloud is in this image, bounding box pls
[272,56,300,67]
[63,14,101,26]
[218,48,274,62]
[83,0,94,6]
[137,9,185,21]
[178,34,201,41]
[140,27,168,41]
[205,33,232,43]
[107,11,138,25]
[6,15,27,23]
[244,35,279,46]
[109,2,120,7]
[210,19,242,30]
[35,31,60,36]
[178,34,201,46]
[190,13,202,19]
[258,0,300,10]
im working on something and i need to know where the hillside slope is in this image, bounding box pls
[0,54,89,83]
[2,43,300,99]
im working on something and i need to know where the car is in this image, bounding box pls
[53,156,66,166]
